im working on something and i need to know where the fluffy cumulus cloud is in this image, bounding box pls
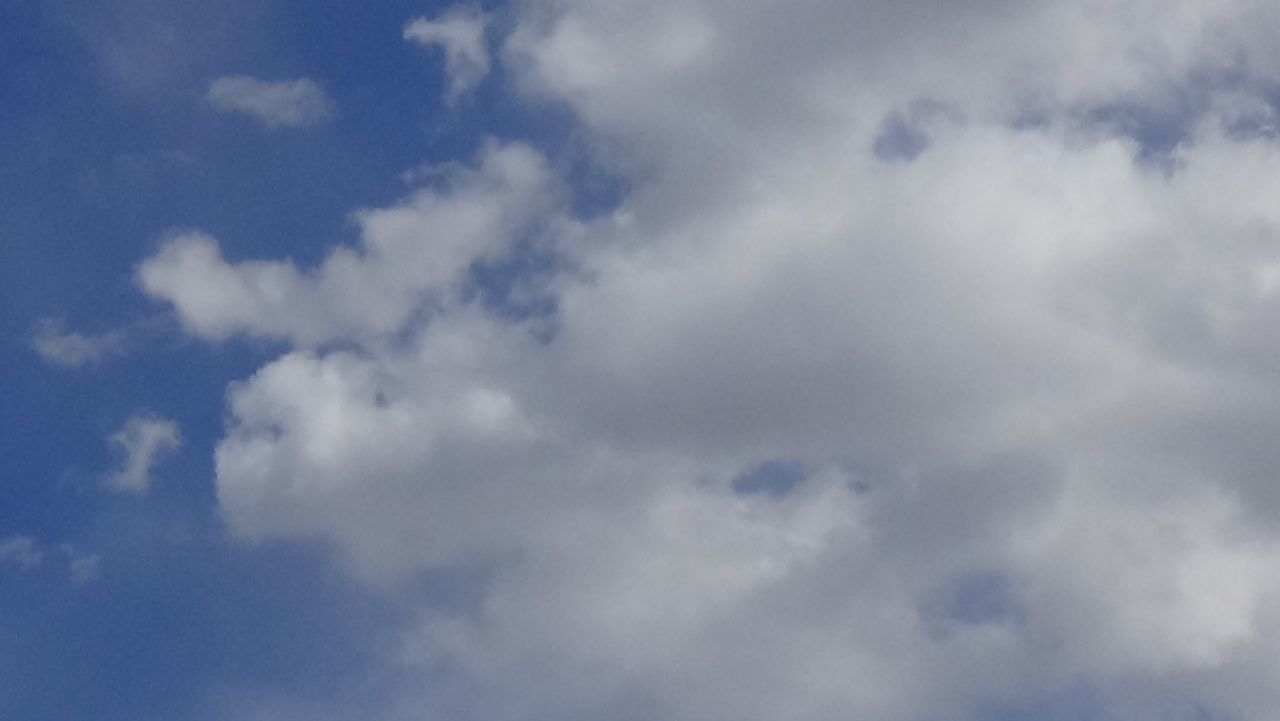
[106,414,181,494]
[206,76,334,128]
[140,2,1280,720]
[138,142,558,348]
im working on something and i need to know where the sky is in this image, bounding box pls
[6,1,1280,720]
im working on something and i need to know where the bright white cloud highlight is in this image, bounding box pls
[106,414,181,494]
[206,76,333,128]
[142,2,1280,720]
[405,9,490,99]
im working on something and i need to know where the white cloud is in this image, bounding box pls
[106,414,181,494]
[32,318,125,368]
[206,76,334,128]
[138,142,559,347]
[141,2,1280,720]
[405,9,490,99]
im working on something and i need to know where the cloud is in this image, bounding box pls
[138,142,559,347]
[0,535,100,584]
[43,0,275,97]
[0,535,45,571]
[405,9,490,99]
[140,2,1280,721]
[61,545,101,585]
[206,76,334,128]
[31,318,125,368]
[106,414,181,494]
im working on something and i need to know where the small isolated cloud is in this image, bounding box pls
[206,76,333,128]
[60,545,102,585]
[32,318,125,368]
[0,535,45,571]
[0,536,98,584]
[405,9,489,99]
[106,414,181,494]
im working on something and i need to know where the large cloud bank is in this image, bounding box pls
[141,2,1280,719]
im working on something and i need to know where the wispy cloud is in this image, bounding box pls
[32,318,126,368]
[0,535,45,571]
[1,535,99,584]
[206,76,333,128]
[106,414,181,494]
[61,545,102,585]
[405,9,489,99]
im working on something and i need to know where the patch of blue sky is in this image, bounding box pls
[872,111,931,163]
[0,528,398,721]
[1077,70,1279,164]
[919,570,1024,631]
[464,234,564,327]
[731,459,808,498]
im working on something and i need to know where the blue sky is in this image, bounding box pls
[1,2,483,717]
[6,1,1280,720]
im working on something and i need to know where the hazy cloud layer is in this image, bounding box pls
[139,2,1280,720]
[206,76,334,128]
